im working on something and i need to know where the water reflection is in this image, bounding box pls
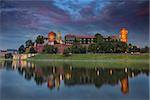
[0,60,149,95]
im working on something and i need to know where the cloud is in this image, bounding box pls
[0,0,149,49]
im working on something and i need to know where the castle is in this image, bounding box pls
[34,28,128,53]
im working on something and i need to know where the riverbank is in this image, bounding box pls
[27,53,149,68]
[0,53,149,68]
[27,53,149,61]
[30,60,149,69]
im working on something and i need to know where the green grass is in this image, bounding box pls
[27,53,149,69]
[0,53,148,69]
[28,53,149,61]
[30,60,149,69]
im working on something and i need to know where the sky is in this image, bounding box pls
[0,0,149,49]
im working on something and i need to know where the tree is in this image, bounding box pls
[94,33,103,43]
[116,41,127,53]
[44,44,57,54]
[129,43,132,47]
[63,48,71,57]
[102,42,114,53]
[128,43,132,53]
[35,35,44,44]
[5,53,13,59]
[63,43,86,54]
[71,44,81,53]
[25,40,33,48]
[88,43,98,53]
[128,44,141,53]
[140,46,149,53]
[29,47,37,53]
[145,46,149,52]
[80,46,86,54]
[18,45,25,54]
[71,44,86,54]
[132,46,140,52]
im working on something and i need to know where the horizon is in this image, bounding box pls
[0,0,149,49]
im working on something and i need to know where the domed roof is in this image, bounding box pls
[48,31,56,36]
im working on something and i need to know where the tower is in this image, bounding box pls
[57,32,61,43]
[48,31,56,45]
[120,28,128,43]
[120,77,129,94]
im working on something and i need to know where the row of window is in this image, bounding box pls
[80,41,94,44]
[79,38,94,41]
[65,41,93,44]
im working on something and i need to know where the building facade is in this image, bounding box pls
[65,34,118,44]
[65,34,95,44]
[65,34,76,44]
[35,32,120,54]
[103,35,118,42]
[76,36,95,44]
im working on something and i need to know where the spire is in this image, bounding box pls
[58,31,61,39]
[57,31,61,42]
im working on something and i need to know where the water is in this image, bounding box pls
[0,60,149,100]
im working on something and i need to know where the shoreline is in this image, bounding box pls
[0,53,149,62]
[0,58,149,63]
[26,59,149,63]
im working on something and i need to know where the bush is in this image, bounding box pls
[29,47,37,53]
[63,48,71,57]
[44,44,57,54]
[140,46,149,53]
[18,45,25,54]
[71,45,86,54]
[5,53,13,59]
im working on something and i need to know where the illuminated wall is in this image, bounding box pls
[120,28,128,43]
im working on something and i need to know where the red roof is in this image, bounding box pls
[65,34,76,37]
[76,36,95,38]
[110,35,118,39]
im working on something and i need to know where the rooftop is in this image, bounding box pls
[76,36,95,38]
[65,34,76,37]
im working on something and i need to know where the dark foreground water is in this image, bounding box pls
[0,60,149,100]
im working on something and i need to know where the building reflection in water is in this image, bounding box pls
[0,60,149,94]
[120,77,129,94]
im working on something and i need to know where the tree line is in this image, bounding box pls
[63,33,149,55]
[18,34,149,54]
[18,35,57,54]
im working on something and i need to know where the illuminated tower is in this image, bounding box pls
[120,28,128,43]
[48,31,56,45]
[120,77,129,94]
[57,32,61,43]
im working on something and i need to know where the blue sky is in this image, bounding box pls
[0,0,149,49]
